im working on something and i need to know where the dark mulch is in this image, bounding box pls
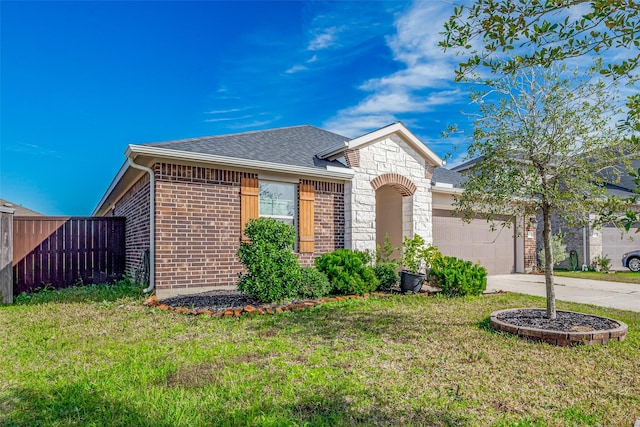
[497,308,620,332]
[160,289,263,312]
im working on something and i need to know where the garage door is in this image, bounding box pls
[432,209,515,275]
[602,226,639,271]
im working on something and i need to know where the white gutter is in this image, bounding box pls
[126,156,155,293]
[126,145,355,180]
[431,185,464,195]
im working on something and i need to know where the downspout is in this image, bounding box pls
[126,156,155,293]
[582,225,588,271]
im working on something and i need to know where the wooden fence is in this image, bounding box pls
[1,207,14,303]
[13,217,126,294]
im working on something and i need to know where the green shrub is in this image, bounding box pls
[374,262,399,292]
[237,218,302,303]
[400,234,441,274]
[298,267,332,299]
[591,254,612,272]
[315,249,379,296]
[538,233,569,270]
[376,233,396,264]
[430,256,487,297]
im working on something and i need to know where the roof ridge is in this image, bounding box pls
[145,124,316,146]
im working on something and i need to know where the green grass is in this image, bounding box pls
[554,270,640,284]
[1,285,639,426]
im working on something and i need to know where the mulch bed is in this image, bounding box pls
[160,289,263,313]
[497,308,619,332]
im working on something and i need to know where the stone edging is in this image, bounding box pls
[490,308,628,346]
[142,291,437,318]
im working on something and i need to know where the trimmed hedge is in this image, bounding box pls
[237,218,302,303]
[430,256,487,297]
[315,249,379,296]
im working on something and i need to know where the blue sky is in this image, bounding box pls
[1,0,475,215]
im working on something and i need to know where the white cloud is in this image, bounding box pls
[308,26,342,51]
[324,1,461,139]
[307,54,318,63]
[285,64,308,74]
[205,108,245,114]
[203,114,254,123]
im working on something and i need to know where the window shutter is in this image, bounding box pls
[240,177,259,241]
[298,182,315,253]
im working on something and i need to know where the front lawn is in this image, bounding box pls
[554,270,640,284]
[1,285,638,426]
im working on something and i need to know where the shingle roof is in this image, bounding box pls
[0,198,43,216]
[432,167,467,188]
[146,125,351,170]
[605,184,637,199]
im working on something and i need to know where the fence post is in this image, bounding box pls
[1,206,15,304]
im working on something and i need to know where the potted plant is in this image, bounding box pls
[399,234,440,293]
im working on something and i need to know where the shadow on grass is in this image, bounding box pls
[1,383,170,427]
[12,283,146,306]
[2,382,472,427]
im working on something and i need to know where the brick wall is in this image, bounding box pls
[298,180,345,266]
[112,174,150,276]
[152,163,346,295]
[153,163,252,294]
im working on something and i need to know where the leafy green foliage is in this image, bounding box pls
[591,254,612,273]
[315,249,379,296]
[440,0,640,85]
[430,256,487,297]
[374,263,399,292]
[298,267,332,299]
[400,234,441,274]
[375,233,396,264]
[237,218,302,303]
[447,64,634,319]
[538,234,569,271]
[14,276,144,305]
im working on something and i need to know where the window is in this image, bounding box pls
[259,181,296,226]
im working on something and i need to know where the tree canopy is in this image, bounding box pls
[452,64,635,318]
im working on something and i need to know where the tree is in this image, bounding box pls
[440,0,640,236]
[452,65,634,319]
[439,0,639,81]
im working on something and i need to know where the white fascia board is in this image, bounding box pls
[433,182,454,189]
[347,122,444,167]
[316,141,349,159]
[126,145,355,180]
[431,186,464,195]
[92,160,129,216]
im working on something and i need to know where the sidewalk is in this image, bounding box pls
[487,274,640,312]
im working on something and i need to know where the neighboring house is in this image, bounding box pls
[94,123,537,298]
[0,199,43,216]
[555,160,639,270]
[453,157,640,270]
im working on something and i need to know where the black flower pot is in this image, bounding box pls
[400,270,425,293]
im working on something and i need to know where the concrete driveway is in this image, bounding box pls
[487,274,640,312]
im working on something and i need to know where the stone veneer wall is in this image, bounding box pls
[524,217,538,271]
[345,134,433,253]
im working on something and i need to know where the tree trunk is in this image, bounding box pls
[542,205,556,319]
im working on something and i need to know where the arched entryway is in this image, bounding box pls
[371,173,417,259]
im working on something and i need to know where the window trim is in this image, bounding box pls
[258,180,298,250]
